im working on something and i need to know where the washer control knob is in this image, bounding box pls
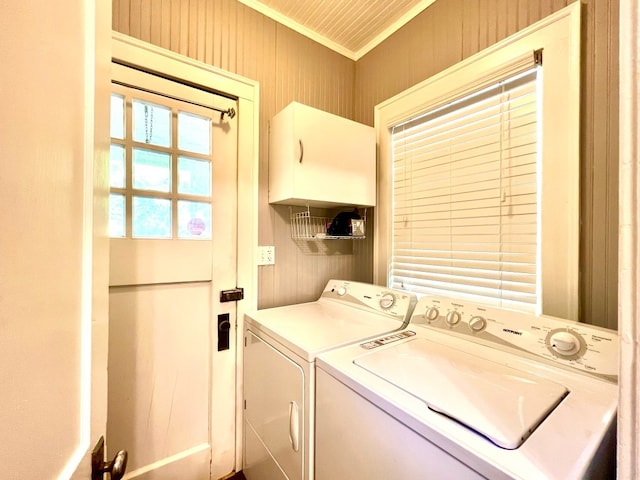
[468,316,487,332]
[445,311,462,326]
[549,331,580,356]
[379,293,396,309]
[425,306,440,322]
[336,286,347,296]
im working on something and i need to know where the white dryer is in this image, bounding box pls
[243,279,417,480]
[315,296,618,480]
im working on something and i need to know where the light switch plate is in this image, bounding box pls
[258,245,275,265]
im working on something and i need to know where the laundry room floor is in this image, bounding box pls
[224,472,246,480]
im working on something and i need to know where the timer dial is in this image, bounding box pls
[336,286,347,296]
[379,293,396,309]
[545,328,586,360]
[549,331,581,356]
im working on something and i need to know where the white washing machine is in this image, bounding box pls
[243,279,417,480]
[315,296,618,480]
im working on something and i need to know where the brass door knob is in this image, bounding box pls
[92,436,128,480]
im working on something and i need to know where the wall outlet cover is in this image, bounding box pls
[258,245,275,265]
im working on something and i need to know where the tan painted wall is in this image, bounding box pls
[113,0,618,327]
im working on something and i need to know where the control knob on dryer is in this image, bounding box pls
[379,293,396,309]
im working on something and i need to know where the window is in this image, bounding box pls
[375,5,580,319]
[390,68,540,313]
[109,86,214,240]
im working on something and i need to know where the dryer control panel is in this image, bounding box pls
[410,296,618,383]
[320,279,417,324]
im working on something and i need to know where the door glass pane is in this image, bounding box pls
[132,196,172,238]
[110,144,125,188]
[133,99,171,147]
[178,156,211,196]
[133,148,171,192]
[178,111,210,154]
[109,193,126,238]
[178,200,212,239]
[110,94,125,139]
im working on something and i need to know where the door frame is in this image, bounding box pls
[111,32,259,473]
[618,0,640,477]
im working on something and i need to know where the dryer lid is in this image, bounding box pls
[354,338,568,449]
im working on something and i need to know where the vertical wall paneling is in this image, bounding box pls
[140,1,152,42]
[579,0,620,328]
[462,1,481,58]
[607,1,620,327]
[149,1,161,46]
[113,0,618,324]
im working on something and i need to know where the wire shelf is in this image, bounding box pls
[290,207,366,240]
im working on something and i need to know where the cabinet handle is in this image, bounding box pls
[288,401,300,452]
[298,139,304,163]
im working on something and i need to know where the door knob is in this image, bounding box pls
[92,436,128,480]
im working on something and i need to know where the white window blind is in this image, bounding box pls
[390,68,540,312]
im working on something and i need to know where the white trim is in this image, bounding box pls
[618,0,640,477]
[374,3,581,320]
[111,33,259,474]
[79,0,95,454]
[112,32,257,102]
[64,0,96,474]
[236,0,436,60]
[374,4,580,126]
[235,91,260,472]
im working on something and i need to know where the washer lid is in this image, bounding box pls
[354,338,569,449]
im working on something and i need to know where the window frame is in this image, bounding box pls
[374,3,581,320]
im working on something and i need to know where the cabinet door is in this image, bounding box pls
[292,106,375,206]
[269,102,376,207]
[244,330,305,480]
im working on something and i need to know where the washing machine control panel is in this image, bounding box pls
[320,279,418,323]
[410,296,619,382]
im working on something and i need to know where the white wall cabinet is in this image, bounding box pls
[269,102,376,208]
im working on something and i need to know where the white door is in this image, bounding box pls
[106,66,239,479]
[0,0,113,479]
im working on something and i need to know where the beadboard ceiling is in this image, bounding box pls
[236,0,437,60]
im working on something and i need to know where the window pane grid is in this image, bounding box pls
[109,84,215,240]
[391,68,539,312]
